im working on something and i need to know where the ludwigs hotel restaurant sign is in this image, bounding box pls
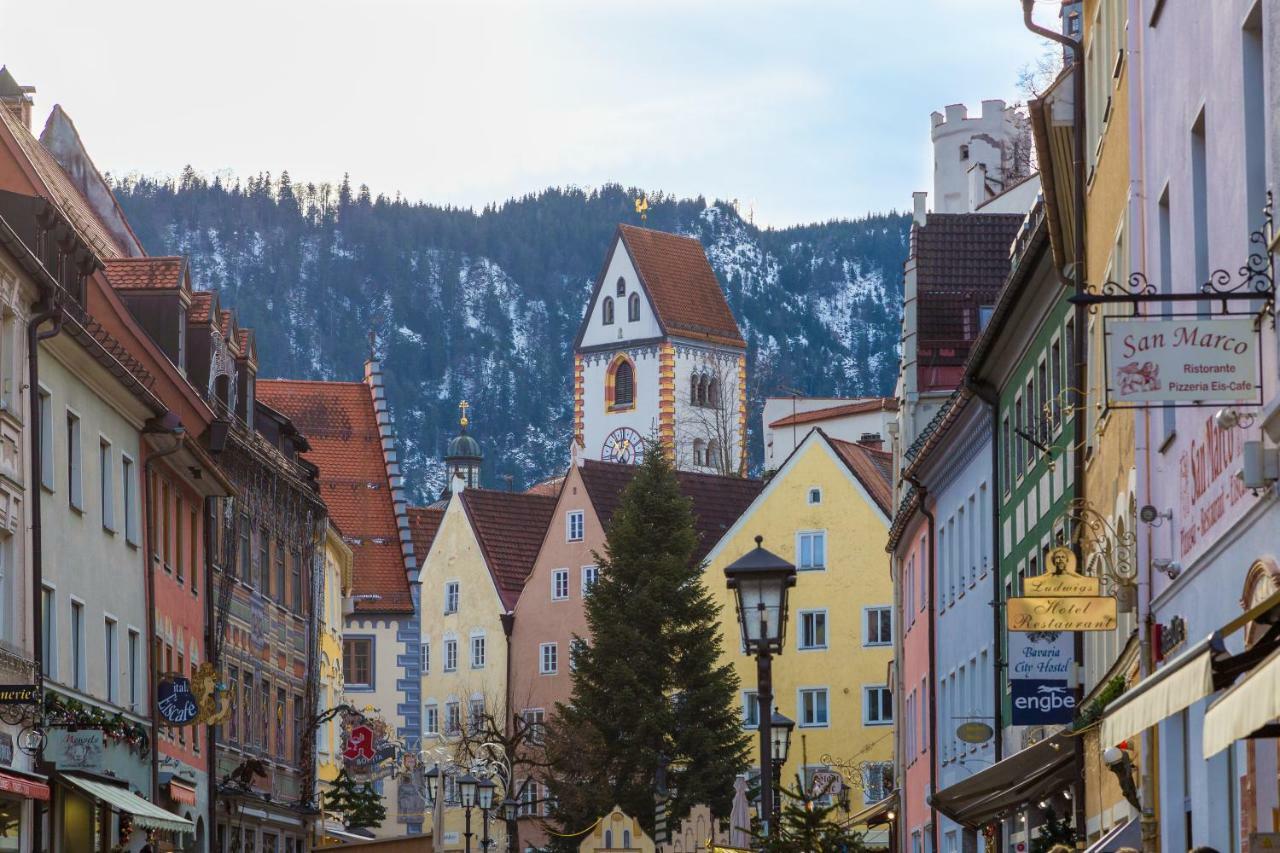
[1106,316,1261,405]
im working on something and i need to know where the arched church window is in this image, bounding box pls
[707,439,721,469]
[690,374,701,405]
[707,375,720,405]
[609,358,635,409]
[604,830,613,848]
[692,438,706,467]
[628,292,640,322]
[623,830,631,848]
[602,297,614,325]
[616,276,626,297]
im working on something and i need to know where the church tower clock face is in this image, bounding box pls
[602,427,643,465]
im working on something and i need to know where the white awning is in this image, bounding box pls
[1204,645,1280,756]
[1099,635,1218,748]
[1083,817,1140,853]
[61,775,194,835]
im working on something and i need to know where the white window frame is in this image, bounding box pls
[581,565,598,596]
[104,616,119,703]
[796,530,826,570]
[539,642,558,675]
[444,637,458,673]
[566,511,584,542]
[424,702,440,737]
[66,408,83,511]
[445,700,461,736]
[742,690,759,729]
[121,454,139,545]
[798,609,828,650]
[127,626,141,711]
[99,437,115,533]
[807,487,822,505]
[443,581,460,615]
[863,684,893,726]
[41,584,56,679]
[470,632,486,670]
[420,640,430,675]
[798,687,830,728]
[863,606,893,647]
[551,569,569,601]
[38,387,54,491]
[70,596,86,691]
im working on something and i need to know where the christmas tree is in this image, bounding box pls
[323,768,388,830]
[754,778,869,853]
[544,438,748,849]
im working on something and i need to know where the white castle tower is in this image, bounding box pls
[930,99,1033,213]
[572,224,747,474]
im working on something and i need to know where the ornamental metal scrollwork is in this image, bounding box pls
[1065,498,1137,589]
[1202,191,1275,299]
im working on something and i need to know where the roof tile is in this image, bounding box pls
[102,256,187,291]
[769,397,898,429]
[460,489,559,610]
[827,436,894,516]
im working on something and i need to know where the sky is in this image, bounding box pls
[0,0,1053,228]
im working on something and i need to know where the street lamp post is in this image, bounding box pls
[478,776,497,850]
[459,772,480,853]
[502,797,519,853]
[769,709,795,827]
[725,535,796,840]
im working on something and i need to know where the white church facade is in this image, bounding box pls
[573,224,747,475]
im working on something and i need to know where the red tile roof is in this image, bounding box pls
[578,459,763,564]
[258,379,414,614]
[826,434,894,516]
[103,256,187,291]
[769,397,898,428]
[460,489,559,610]
[408,507,445,563]
[614,224,744,346]
[189,291,216,325]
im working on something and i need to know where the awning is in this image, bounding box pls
[60,775,194,834]
[849,791,897,827]
[1204,645,1280,756]
[1099,634,1220,748]
[166,778,197,806]
[930,731,1078,829]
[1083,817,1140,853]
[0,768,49,801]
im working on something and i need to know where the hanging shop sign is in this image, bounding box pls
[1024,547,1100,596]
[0,685,39,704]
[45,728,104,771]
[157,676,200,726]
[956,722,995,744]
[1104,316,1263,408]
[810,770,843,798]
[1007,595,1118,631]
[1008,631,1076,725]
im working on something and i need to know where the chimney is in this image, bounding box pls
[0,67,35,130]
[858,432,884,451]
[912,192,928,226]
[967,162,989,213]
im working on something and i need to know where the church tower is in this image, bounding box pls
[441,400,483,498]
[572,224,747,474]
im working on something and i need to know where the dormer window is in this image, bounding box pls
[627,292,640,322]
[602,297,615,325]
[616,277,626,297]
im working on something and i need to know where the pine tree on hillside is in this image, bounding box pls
[544,438,748,849]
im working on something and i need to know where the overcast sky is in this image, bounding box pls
[0,0,1051,227]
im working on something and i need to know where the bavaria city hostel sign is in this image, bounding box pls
[1105,316,1262,407]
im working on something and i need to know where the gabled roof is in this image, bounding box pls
[827,435,894,516]
[769,397,898,429]
[408,507,446,563]
[577,459,763,564]
[258,379,414,614]
[189,291,217,325]
[459,488,559,610]
[103,256,188,291]
[575,224,745,348]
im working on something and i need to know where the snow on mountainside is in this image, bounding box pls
[113,173,909,501]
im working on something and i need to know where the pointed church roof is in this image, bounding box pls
[575,224,745,349]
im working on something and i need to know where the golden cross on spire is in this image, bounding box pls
[459,400,470,429]
[634,195,649,221]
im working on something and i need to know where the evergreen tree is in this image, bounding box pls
[753,778,869,853]
[544,438,748,848]
[1029,807,1075,853]
[323,768,388,830]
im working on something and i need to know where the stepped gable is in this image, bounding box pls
[459,488,558,610]
[578,459,763,564]
[769,397,898,428]
[258,379,413,614]
[826,434,894,516]
[615,224,745,346]
[103,256,188,291]
[914,212,1023,367]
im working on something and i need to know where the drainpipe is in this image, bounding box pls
[963,379,1004,764]
[27,295,61,853]
[204,495,219,851]
[1022,2,1090,841]
[905,475,937,853]
[142,417,186,808]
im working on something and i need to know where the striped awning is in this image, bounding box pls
[60,775,193,834]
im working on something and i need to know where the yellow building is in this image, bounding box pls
[318,522,354,785]
[579,807,656,853]
[703,428,895,824]
[417,481,557,850]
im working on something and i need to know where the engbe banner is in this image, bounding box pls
[1105,316,1261,406]
[1008,631,1075,726]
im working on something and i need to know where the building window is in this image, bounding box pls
[607,356,635,410]
[742,691,759,728]
[552,569,569,600]
[469,697,485,731]
[41,586,55,679]
[445,701,461,736]
[122,456,139,545]
[66,410,82,510]
[237,515,250,582]
[104,618,118,703]
[581,565,598,596]
[290,548,302,612]
[343,637,373,689]
[566,511,584,542]
[864,685,893,725]
[424,703,439,736]
[258,527,270,594]
[693,438,706,467]
[540,642,558,675]
[864,607,892,647]
[420,640,430,675]
[444,581,460,614]
[128,628,140,711]
[615,276,626,298]
[863,761,894,806]
[70,599,85,690]
[444,638,458,672]
[808,488,821,505]
[518,779,539,817]
[38,389,53,490]
[470,633,486,669]
[522,708,546,745]
[99,439,115,532]
[227,666,240,743]
[799,610,827,650]
[799,688,829,727]
[274,541,286,604]
[627,292,640,322]
[797,531,826,570]
[601,296,615,325]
